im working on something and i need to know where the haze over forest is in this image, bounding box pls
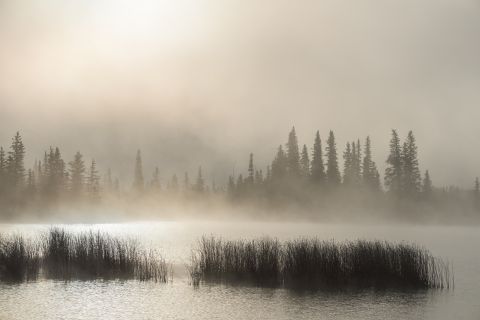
[1,0,480,188]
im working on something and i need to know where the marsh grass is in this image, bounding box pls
[0,234,40,282]
[0,228,168,282]
[191,236,452,289]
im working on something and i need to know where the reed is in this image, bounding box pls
[0,228,168,282]
[0,234,40,282]
[191,236,452,289]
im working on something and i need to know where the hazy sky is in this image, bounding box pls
[0,0,479,187]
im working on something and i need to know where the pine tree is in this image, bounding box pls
[133,150,144,193]
[343,142,352,185]
[271,145,287,180]
[86,159,100,201]
[422,170,433,198]
[227,176,236,197]
[6,132,26,189]
[247,153,254,185]
[150,167,161,191]
[385,130,403,195]
[25,169,36,197]
[194,167,205,193]
[402,131,421,197]
[286,127,300,177]
[352,140,362,186]
[68,151,85,196]
[325,130,341,187]
[255,169,264,185]
[300,144,310,178]
[310,131,325,184]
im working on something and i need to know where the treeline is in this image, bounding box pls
[0,129,479,218]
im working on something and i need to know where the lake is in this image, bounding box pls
[0,221,479,320]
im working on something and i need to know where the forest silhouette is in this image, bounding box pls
[0,128,479,222]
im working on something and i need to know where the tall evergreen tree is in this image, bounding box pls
[402,131,421,197]
[68,151,85,196]
[184,172,190,190]
[271,145,288,180]
[384,130,403,195]
[194,167,205,193]
[133,150,144,193]
[286,127,300,177]
[247,153,254,185]
[422,170,433,198]
[310,131,325,184]
[6,132,26,189]
[25,169,36,197]
[352,140,362,186]
[227,176,236,197]
[86,159,100,201]
[325,130,341,187]
[343,142,353,185]
[300,144,310,178]
[150,167,161,191]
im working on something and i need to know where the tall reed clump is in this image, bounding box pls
[42,228,168,282]
[194,236,281,285]
[0,234,40,282]
[191,237,452,290]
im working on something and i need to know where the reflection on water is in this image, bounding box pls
[0,221,479,320]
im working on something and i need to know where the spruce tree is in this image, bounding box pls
[271,145,287,180]
[384,130,403,195]
[352,140,362,186]
[151,167,161,191]
[422,170,433,198]
[7,132,26,189]
[68,151,85,196]
[310,131,325,184]
[133,150,144,193]
[300,144,310,178]
[325,130,341,187]
[343,142,352,185]
[26,169,36,197]
[248,153,254,185]
[286,127,300,177]
[86,159,100,201]
[402,131,421,197]
[195,167,205,193]
[227,176,236,197]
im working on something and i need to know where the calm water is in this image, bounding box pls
[1,221,479,320]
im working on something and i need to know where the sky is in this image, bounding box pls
[0,0,479,188]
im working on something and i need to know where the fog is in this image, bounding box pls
[1,0,480,187]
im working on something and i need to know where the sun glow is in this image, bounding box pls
[90,0,208,51]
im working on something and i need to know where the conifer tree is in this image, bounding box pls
[68,151,85,196]
[26,169,36,197]
[343,142,352,185]
[271,145,287,180]
[133,150,144,193]
[325,130,341,187]
[150,167,161,191]
[402,131,421,197]
[352,140,362,185]
[227,176,236,197]
[255,169,264,185]
[300,144,310,178]
[286,127,300,177]
[7,132,26,189]
[310,131,325,184]
[385,130,403,195]
[194,167,205,193]
[247,153,254,185]
[422,170,433,198]
[86,159,100,201]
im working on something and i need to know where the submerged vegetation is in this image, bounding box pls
[191,236,452,290]
[0,228,168,282]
